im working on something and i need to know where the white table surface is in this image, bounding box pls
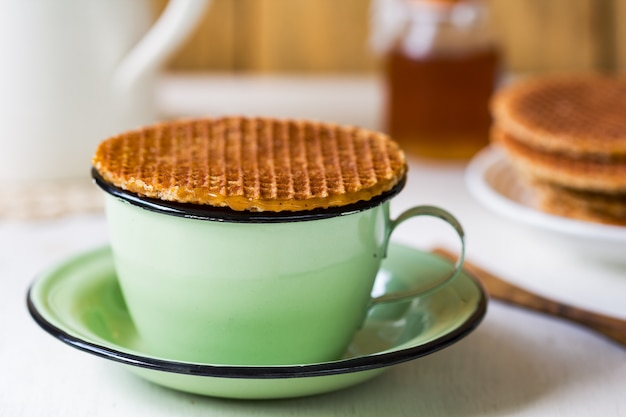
[2,74,626,416]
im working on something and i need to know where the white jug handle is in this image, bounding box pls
[113,0,212,93]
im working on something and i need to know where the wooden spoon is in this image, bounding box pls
[433,247,626,348]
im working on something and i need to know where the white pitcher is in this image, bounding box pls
[0,0,211,182]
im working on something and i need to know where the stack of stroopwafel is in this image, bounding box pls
[92,116,407,212]
[490,74,626,226]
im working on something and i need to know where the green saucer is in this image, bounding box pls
[27,243,486,400]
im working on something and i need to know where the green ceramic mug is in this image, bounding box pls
[94,172,465,366]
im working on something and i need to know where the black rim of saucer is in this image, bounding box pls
[91,168,407,223]
[26,252,487,380]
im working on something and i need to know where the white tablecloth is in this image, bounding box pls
[2,74,625,416]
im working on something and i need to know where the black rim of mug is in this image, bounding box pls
[91,168,407,223]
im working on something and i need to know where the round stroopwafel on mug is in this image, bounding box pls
[489,74,626,225]
[92,116,407,212]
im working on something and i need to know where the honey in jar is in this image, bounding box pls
[371,0,501,159]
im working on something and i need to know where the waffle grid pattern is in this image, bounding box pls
[93,117,406,211]
[492,75,626,155]
[491,75,626,226]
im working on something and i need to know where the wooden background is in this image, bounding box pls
[152,0,626,75]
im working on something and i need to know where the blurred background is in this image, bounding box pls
[153,0,625,75]
[3,0,625,219]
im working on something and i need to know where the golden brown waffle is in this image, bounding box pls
[531,180,626,227]
[492,126,626,193]
[490,74,626,226]
[491,74,626,156]
[92,117,407,212]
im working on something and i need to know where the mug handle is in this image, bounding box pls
[370,205,465,306]
[113,0,212,92]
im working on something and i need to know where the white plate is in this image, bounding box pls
[466,146,626,264]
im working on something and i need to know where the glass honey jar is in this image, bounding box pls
[371,0,501,159]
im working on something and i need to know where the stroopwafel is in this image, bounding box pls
[492,126,626,193]
[492,74,626,156]
[92,117,407,212]
[531,180,626,226]
[490,74,626,225]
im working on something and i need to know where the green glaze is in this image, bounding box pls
[102,194,465,366]
[28,243,485,399]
